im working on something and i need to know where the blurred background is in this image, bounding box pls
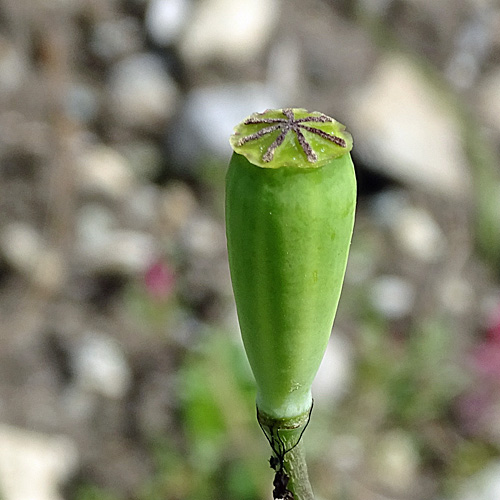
[0,0,500,499]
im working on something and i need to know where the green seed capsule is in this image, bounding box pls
[226,108,356,419]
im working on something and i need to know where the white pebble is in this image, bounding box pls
[452,460,500,500]
[77,204,157,274]
[180,214,224,257]
[350,55,471,198]
[0,424,77,500]
[370,190,446,262]
[77,204,117,248]
[179,0,280,65]
[0,223,65,291]
[72,332,131,399]
[0,222,44,275]
[159,181,198,233]
[109,53,178,128]
[393,206,445,262]
[125,185,161,227]
[171,82,279,165]
[30,250,66,293]
[372,430,419,493]
[78,226,156,274]
[370,275,416,320]
[76,145,134,200]
[145,0,191,46]
[0,38,27,93]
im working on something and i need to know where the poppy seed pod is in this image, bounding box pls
[226,108,356,420]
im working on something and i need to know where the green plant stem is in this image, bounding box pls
[283,439,314,500]
[257,407,315,500]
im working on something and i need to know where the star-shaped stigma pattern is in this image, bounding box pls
[236,108,347,163]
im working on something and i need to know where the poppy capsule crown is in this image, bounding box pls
[226,108,356,419]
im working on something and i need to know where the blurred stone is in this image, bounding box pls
[477,67,500,135]
[452,460,500,500]
[108,53,178,129]
[0,424,77,500]
[76,145,134,200]
[145,0,191,46]
[179,213,228,307]
[65,82,100,125]
[118,140,164,181]
[266,36,303,104]
[79,228,156,274]
[0,222,43,275]
[369,189,409,228]
[180,213,224,257]
[159,181,198,234]
[358,0,391,16]
[110,230,157,273]
[0,112,50,155]
[0,222,64,291]
[179,0,280,65]
[439,276,475,314]
[0,111,26,148]
[0,37,28,94]
[72,331,131,399]
[286,0,375,103]
[371,190,446,262]
[313,334,353,407]
[370,275,416,320]
[77,204,117,253]
[371,430,419,494]
[169,82,278,167]
[31,249,66,293]
[60,386,96,425]
[393,205,446,262]
[77,203,156,273]
[91,17,143,61]
[350,55,471,198]
[124,185,160,228]
[446,5,495,89]
[329,434,364,473]
[134,372,174,436]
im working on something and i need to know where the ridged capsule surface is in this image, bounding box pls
[226,149,356,418]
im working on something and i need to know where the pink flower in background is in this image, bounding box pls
[471,302,500,379]
[456,301,500,435]
[144,258,176,300]
[471,341,500,379]
[486,303,500,342]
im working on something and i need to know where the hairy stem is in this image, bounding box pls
[257,406,315,500]
[283,438,314,500]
